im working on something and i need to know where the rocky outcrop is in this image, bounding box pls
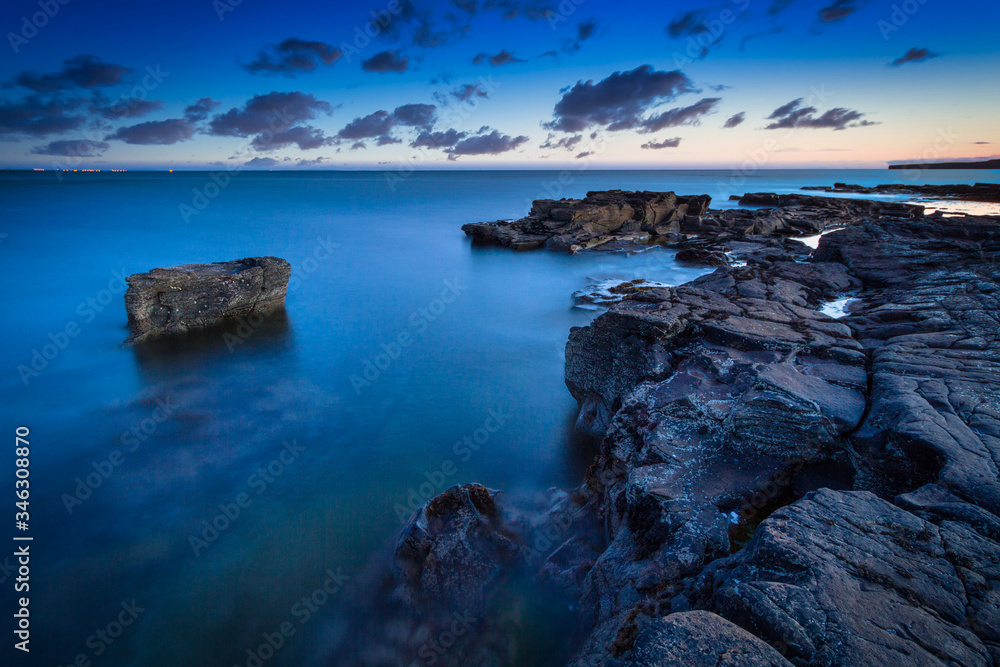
[803,182,1000,203]
[350,191,1000,667]
[462,190,711,252]
[123,256,290,343]
[559,206,1000,666]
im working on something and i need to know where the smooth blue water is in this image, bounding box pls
[0,169,996,666]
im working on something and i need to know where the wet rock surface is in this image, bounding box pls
[124,256,290,343]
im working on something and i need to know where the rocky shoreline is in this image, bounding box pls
[335,190,999,665]
[802,182,1000,203]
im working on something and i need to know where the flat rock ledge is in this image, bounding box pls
[123,256,290,343]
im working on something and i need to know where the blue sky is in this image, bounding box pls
[1,0,997,169]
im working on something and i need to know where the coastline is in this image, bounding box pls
[330,187,1000,665]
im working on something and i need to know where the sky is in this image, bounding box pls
[0,0,997,169]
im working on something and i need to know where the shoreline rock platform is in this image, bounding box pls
[336,190,1000,665]
[123,256,290,343]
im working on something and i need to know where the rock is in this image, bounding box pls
[124,256,290,343]
[689,489,996,666]
[622,611,793,666]
[559,203,1000,665]
[803,182,1000,203]
[463,190,712,252]
[393,483,520,614]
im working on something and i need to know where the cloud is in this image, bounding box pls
[974,141,991,145]
[106,118,196,145]
[89,93,163,120]
[890,47,940,67]
[544,65,696,132]
[184,97,220,122]
[666,10,707,38]
[764,98,877,130]
[245,38,343,76]
[0,95,86,136]
[538,50,558,59]
[8,55,131,92]
[252,126,332,151]
[639,97,719,132]
[296,156,329,167]
[575,151,592,159]
[539,134,582,150]
[245,157,280,168]
[562,19,598,53]
[31,139,109,157]
[641,137,681,149]
[375,0,556,49]
[817,0,866,22]
[362,50,409,73]
[209,91,332,138]
[410,128,467,148]
[449,83,489,102]
[445,129,529,159]
[392,103,436,129]
[723,111,746,128]
[337,110,395,140]
[473,49,524,66]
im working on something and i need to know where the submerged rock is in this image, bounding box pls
[123,256,290,343]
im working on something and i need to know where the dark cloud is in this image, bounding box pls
[252,126,332,151]
[639,97,719,133]
[768,0,796,14]
[544,65,695,133]
[818,0,865,22]
[184,97,220,122]
[351,141,367,150]
[8,55,131,92]
[374,0,555,48]
[666,10,707,38]
[562,19,598,53]
[89,92,163,120]
[376,135,402,145]
[538,50,558,59]
[362,50,409,73]
[450,83,489,102]
[473,50,524,66]
[337,110,395,140]
[245,38,343,76]
[410,128,467,148]
[723,111,746,128]
[31,139,109,157]
[245,157,280,168]
[539,134,582,150]
[209,92,332,137]
[0,95,86,137]
[106,118,197,145]
[765,98,877,130]
[891,47,940,66]
[641,137,681,149]
[392,103,436,129]
[575,151,592,159]
[974,141,991,145]
[445,129,529,159]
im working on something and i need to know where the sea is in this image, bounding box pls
[1,168,996,666]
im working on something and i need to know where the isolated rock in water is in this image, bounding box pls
[392,483,520,614]
[124,256,290,343]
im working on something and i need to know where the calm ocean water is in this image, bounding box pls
[1,168,996,666]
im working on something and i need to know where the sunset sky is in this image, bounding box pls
[1,0,997,169]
